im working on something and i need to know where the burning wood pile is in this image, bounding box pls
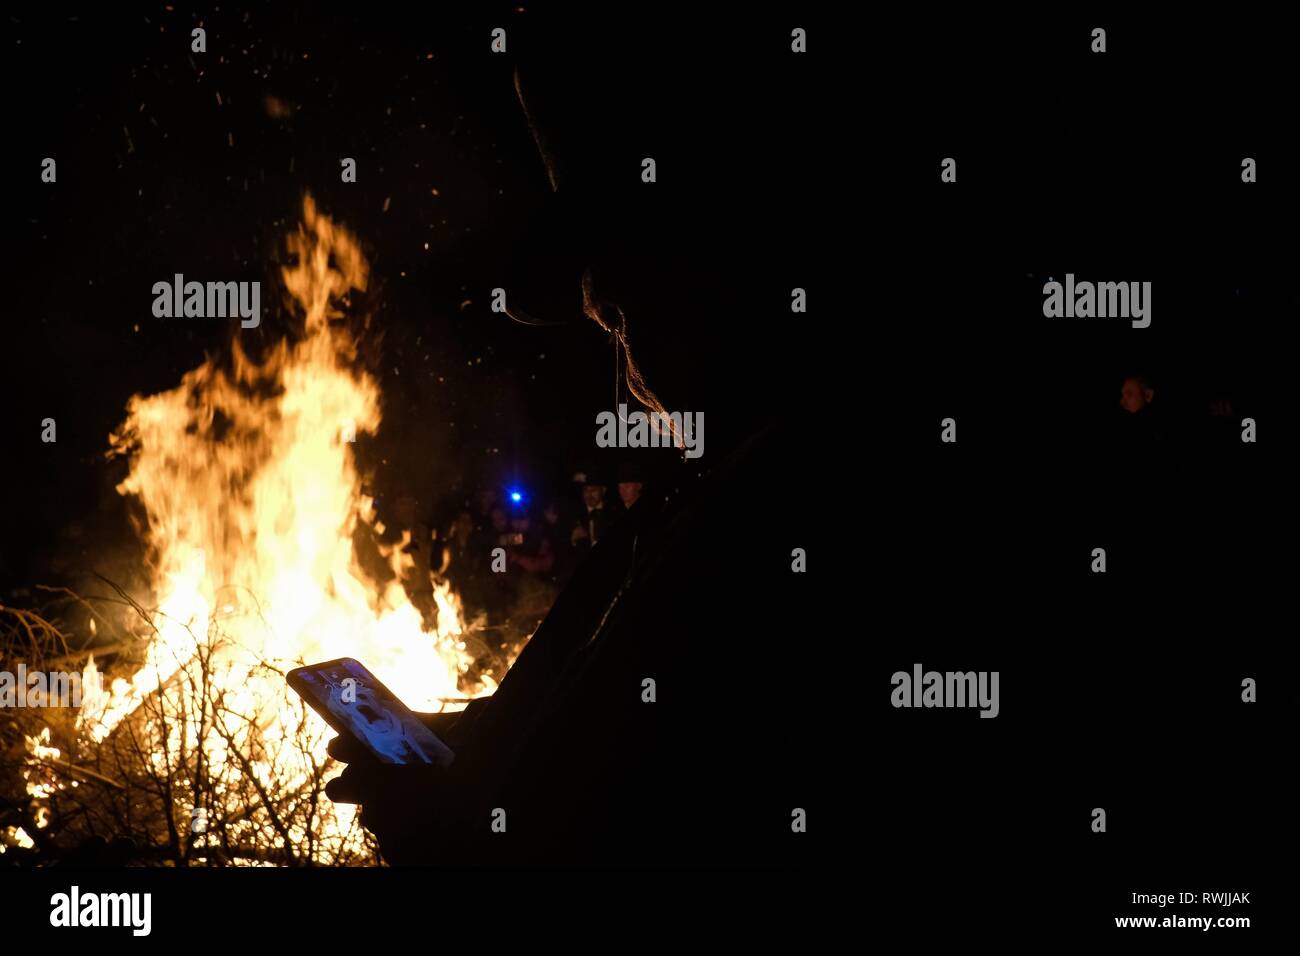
[2,197,512,865]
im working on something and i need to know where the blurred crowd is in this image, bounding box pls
[391,462,652,649]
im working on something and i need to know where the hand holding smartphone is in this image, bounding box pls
[287,657,455,767]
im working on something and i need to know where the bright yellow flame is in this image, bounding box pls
[62,195,493,863]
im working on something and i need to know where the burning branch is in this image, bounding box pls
[4,198,513,866]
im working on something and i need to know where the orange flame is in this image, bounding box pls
[59,195,494,862]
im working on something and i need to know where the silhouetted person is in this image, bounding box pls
[1118,373,1198,488]
[616,461,645,511]
[571,476,614,552]
[507,510,554,577]
[323,8,861,867]
[441,509,484,612]
[543,498,578,587]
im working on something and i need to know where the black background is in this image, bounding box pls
[0,0,1295,939]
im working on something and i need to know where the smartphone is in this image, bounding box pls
[287,657,455,767]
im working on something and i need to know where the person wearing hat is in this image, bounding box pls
[570,468,614,551]
[615,459,645,512]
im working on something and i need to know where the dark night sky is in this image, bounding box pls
[1,3,1294,597]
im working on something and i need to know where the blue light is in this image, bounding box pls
[509,490,523,504]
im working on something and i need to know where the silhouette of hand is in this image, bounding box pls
[324,712,455,863]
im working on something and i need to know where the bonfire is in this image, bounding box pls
[1,196,514,865]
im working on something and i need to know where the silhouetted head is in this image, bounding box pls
[617,481,643,509]
[581,483,605,511]
[1120,375,1155,414]
[502,12,829,457]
